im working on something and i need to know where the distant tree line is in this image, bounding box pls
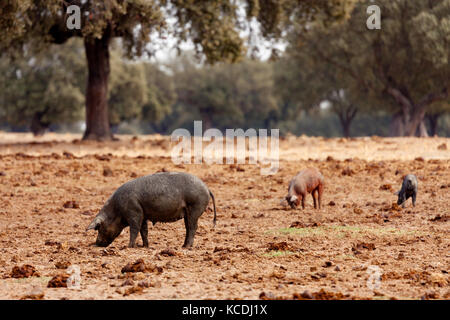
[2,0,356,141]
[0,0,448,138]
[279,0,449,137]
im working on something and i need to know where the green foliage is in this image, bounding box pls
[2,0,360,62]
[1,0,166,56]
[437,113,450,136]
[141,63,176,123]
[273,28,388,136]
[1,0,362,139]
[0,43,444,137]
[0,38,85,134]
[269,225,427,238]
[0,38,176,133]
[107,43,176,127]
[288,0,450,136]
[108,52,148,126]
[1,0,448,138]
[171,55,277,130]
[261,250,295,257]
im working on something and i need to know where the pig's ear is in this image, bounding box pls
[86,216,103,231]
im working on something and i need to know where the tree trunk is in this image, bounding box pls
[406,107,427,137]
[30,111,50,136]
[83,28,113,141]
[386,86,447,137]
[336,106,357,138]
[203,114,213,131]
[417,119,429,137]
[426,113,441,136]
[339,119,351,138]
[389,112,405,137]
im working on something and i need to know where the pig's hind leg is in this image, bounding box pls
[140,220,149,248]
[182,209,197,248]
[182,202,205,248]
[317,183,323,209]
[312,190,317,209]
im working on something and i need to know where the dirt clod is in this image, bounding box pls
[47,274,69,288]
[121,279,134,287]
[290,221,320,228]
[421,291,440,300]
[259,291,277,300]
[341,167,355,176]
[121,259,147,273]
[137,281,150,288]
[63,201,79,209]
[103,166,113,177]
[379,184,392,191]
[267,242,293,252]
[159,249,177,257]
[429,214,449,222]
[293,289,349,300]
[10,265,39,278]
[55,261,71,269]
[352,242,376,254]
[123,286,144,296]
[121,259,163,274]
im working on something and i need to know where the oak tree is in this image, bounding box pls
[2,0,357,140]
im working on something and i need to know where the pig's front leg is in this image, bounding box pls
[125,208,144,248]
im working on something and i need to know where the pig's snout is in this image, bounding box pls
[286,195,298,209]
[95,241,110,247]
[95,235,113,247]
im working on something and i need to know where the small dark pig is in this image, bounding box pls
[286,168,324,209]
[86,172,216,248]
[395,174,418,207]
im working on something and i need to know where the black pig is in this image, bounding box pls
[395,174,418,208]
[86,172,216,248]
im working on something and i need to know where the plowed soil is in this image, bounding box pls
[0,133,448,300]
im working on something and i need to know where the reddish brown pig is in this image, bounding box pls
[285,168,324,209]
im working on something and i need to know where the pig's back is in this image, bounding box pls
[403,174,418,191]
[295,168,323,191]
[113,172,209,214]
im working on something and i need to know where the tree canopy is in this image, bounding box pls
[289,0,450,136]
[0,38,177,135]
[172,56,277,130]
[1,0,358,140]
[0,38,85,135]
